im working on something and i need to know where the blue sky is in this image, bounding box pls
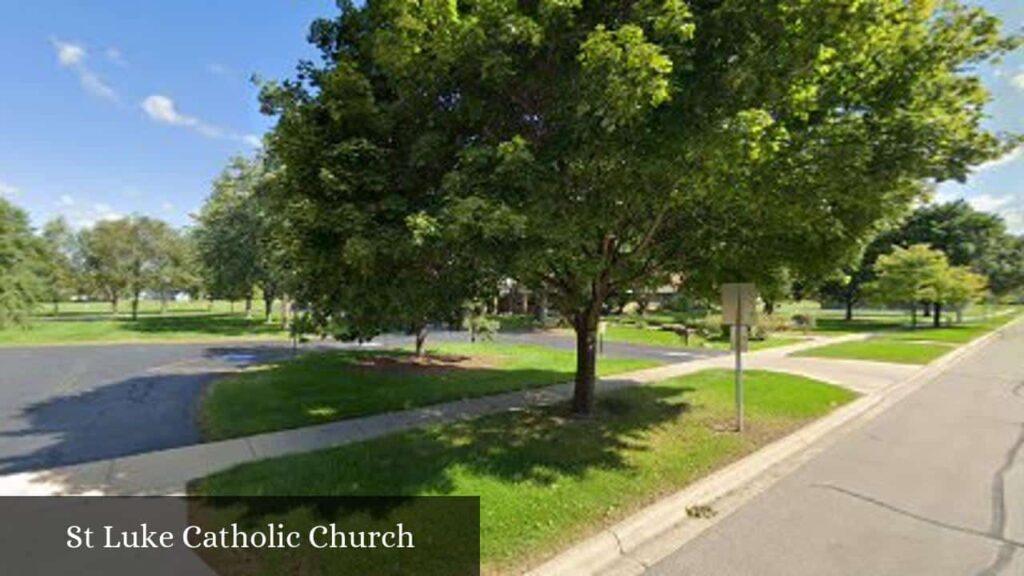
[0,0,1021,232]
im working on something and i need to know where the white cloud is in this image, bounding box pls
[975,146,1023,173]
[160,201,175,213]
[965,193,1015,214]
[934,192,1024,234]
[50,37,117,101]
[207,63,230,76]
[58,194,75,206]
[142,94,223,138]
[52,39,85,66]
[141,94,261,147]
[0,180,19,197]
[105,47,126,66]
[1012,72,1024,93]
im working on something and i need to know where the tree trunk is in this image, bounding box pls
[764,300,776,315]
[956,307,963,323]
[280,296,290,330]
[910,304,917,329]
[923,302,931,317]
[131,293,140,321]
[244,297,253,319]
[160,292,168,315]
[844,296,854,321]
[111,296,119,316]
[572,307,600,416]
[230,300,235,314]
[933,302,942,328]
[414,326,428,357]
[535,291,549,324]
[264,296,274,323]
[53,299,59,315]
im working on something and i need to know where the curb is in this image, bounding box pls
[525,314,1024,576]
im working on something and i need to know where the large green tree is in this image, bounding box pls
[263,0,1017,414]
[0,198,45,327]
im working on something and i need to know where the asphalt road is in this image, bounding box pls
[0,343,290,475]
[0,329,717,476]
[647,320,1024,576]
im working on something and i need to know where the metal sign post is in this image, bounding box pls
[721,283,757,433]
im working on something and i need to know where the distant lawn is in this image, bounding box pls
[794,338,953,365]
[0,313,286,346]
[194,369,856,573]
[201,342,659,440]
[559,323,807,351]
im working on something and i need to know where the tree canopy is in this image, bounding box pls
[0,198,45,327]
[260,0,1019,413]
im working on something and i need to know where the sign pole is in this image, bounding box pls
[735,291,744,432]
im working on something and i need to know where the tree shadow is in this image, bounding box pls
[128,314,285,337]
[0,372,208,475]
[199,382,692,498]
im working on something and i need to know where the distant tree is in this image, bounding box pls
[0,198,44,327]
[39,217,80,313]
[80,219,134,315]
[194,157,288,321]
[867,244,949,328]
[938,266,988,324]
[139,220,192,315]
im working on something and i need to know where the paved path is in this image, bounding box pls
[340,329,728,363]
[646,320,1024,576]
[0,333,891,496]
[0,343,293,476]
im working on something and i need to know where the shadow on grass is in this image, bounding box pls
[128,314,284,337]
[815,317,906,334]
[201,347,614,440]
[200,383,690,496]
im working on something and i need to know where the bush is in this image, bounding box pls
[693,314,726,340]
[791,313,816,333]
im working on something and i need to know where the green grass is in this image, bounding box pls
[0,313,287,346]
[194,369,856,573]
[201,342,659,440]
[556,323,807,351]
[794,338,954,364]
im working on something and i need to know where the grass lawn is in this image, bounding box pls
[558,323,808,351]
[793,338,954,364]
[193,369,856,573]
[201,342,659,440]
[0,313,287,346]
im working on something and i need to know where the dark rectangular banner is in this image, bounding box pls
[0,496,480,575]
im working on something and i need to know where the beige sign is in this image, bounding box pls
[721,283,758,326]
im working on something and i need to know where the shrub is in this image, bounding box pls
[791,313,817,333]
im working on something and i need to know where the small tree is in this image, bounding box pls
[868,244,948,328]
[939,266,988,324]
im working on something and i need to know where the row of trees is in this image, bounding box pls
[0,203,199,324]
[817,200,1024,322]
[216,0,1020,415]
[869,244,989,328]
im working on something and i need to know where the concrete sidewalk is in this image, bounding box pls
[0,333,885,496]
